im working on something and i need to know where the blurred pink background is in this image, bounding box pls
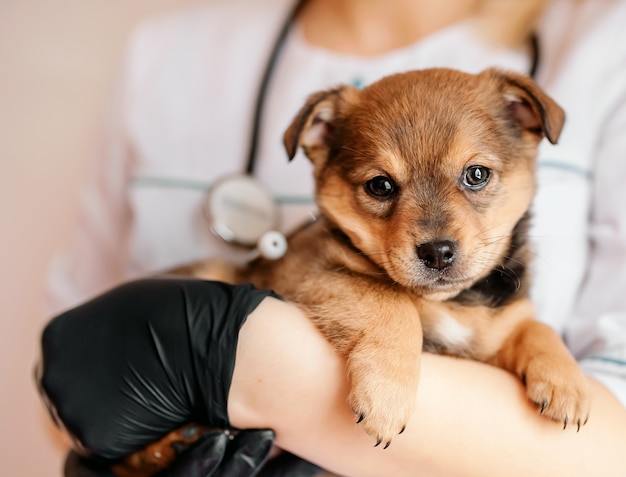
[0,0,202,474]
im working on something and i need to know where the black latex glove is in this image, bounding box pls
[35,278,281,475]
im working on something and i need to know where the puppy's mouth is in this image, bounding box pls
[411,272,473,294]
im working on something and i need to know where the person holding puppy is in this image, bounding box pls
[39,0,626,476]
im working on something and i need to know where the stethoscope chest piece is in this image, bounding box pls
[204,174,279,248]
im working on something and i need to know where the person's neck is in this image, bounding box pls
[297,0,480,56]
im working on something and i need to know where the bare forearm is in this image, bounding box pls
[229,298,626,477]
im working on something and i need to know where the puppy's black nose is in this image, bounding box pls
[416,240,457,270]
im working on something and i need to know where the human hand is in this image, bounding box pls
[63,427,275,477]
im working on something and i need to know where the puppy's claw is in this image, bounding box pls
[347,356,419,446]
[383,441,391,450]
[399,425,406,435]
[576,419,582,432]
[523,358,591,433]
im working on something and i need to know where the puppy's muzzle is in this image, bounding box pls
[416,240,457,270]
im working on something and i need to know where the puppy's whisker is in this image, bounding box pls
[475,229,513,242]
[360,249,390,257]
[478,236,512,249]
[475,247,525,265]
[341,146,360,154]
[498,265,523,291]
[472,216,523,241]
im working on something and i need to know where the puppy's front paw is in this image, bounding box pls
[523,357,591,431]
[348,368,417,448]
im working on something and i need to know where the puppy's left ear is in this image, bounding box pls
[283,86,358,165]
[486,69,565,144]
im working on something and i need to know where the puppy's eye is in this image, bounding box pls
[463,166,491,190]
[365,176,396,199]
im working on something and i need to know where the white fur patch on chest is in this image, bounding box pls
[432,313,474,348]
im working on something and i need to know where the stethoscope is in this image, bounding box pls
[204,0,540,261]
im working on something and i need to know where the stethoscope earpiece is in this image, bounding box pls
[255,230,288,261]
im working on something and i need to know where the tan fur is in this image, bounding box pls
[123,68,589,475]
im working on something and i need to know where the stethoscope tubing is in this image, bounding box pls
[244,0,309,175]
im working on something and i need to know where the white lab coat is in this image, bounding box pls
[46,0,626,405]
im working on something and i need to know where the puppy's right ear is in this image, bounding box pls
[283,86,355,165]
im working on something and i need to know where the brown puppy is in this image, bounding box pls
[236,67,590,446]
[121,67,590,474]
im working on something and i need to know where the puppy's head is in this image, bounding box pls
[284,68,564,298]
